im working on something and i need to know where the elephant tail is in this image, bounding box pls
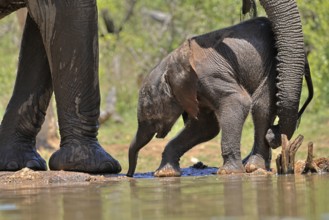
[297,57,314,122]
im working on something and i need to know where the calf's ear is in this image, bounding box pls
[165,41,199,119]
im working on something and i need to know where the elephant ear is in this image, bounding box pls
[165,41,199,119]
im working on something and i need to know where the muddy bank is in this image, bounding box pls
[0,166,221,186]
[0,168,123,186]
[0,159,328,187]
[0,163,269,187]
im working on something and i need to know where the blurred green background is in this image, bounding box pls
[0,0,328,173]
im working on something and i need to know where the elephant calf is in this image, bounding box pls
[127,17,312,177]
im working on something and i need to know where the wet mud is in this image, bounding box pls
[0,159,328,188]
[0,166,221,186]
[0,162,268,187]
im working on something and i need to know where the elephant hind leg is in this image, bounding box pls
[244,84,276,173]
[217,92,251,175]
[154,109,220,177]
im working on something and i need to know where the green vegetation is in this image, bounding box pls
[0,1,328,173]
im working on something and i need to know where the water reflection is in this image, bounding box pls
[0,174,329,220]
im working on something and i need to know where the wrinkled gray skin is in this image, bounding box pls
[127,17,312,177]
[255,0,306,150]
[0,0,121,173]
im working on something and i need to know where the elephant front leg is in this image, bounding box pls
[0,14,52,171]
[27,0,121,173]
[154,109,220,177]
[217,93,251,175]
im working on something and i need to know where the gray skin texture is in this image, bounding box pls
[127,17,311,177]
[257,0,305,150]
[0,0,121,173]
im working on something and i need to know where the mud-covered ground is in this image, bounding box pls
[1,136,328,188]
[0,163,273,187]
[0,165,220,186]
[1,158,328,187]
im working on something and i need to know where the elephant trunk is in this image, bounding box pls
[261,0,305,141]
[127,122,155,177]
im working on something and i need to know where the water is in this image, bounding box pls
[1,174,329,220]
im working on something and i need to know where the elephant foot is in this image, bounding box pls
[244,155,266,173]
[0,144,47,171]
[217,159,245,175]
[49,140,121,174]
[154,163,181,177]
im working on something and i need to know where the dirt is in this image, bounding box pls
[0,164,271,187]
[0,168,121,186]
[0,157,328,188]
[0,137,328,188]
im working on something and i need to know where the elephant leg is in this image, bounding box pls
[217,92,251,175]
[27,0,121,173]
[127,122,156,177]
[154,109,220,177]
[244,84,276,172]
[0,14,52,171]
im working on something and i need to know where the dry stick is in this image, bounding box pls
[302,142,319,174]
[276,154,282,174]
[276,134,304,175]
[281,134,289,174]
[287,135,304,174]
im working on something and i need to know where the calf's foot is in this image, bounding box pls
[49,140,121,174]
[244,154,266,173]
[217,158,245,175]
[154,162,181,177]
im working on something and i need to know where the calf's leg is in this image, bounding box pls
[154,109,220,177]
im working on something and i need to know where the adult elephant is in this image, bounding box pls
[0,0,121,173]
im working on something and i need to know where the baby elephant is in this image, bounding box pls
[127,17,312,177]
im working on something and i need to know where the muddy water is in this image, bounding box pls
[1,174,329,220]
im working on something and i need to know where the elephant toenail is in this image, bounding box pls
[100,162,121,173]
[6,161,19,171]
[26,160,46,170]
[218,169,227,175]
[100,162,113,171]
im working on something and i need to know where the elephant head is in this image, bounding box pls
[243,0,306,147]
[127,41,198,177]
